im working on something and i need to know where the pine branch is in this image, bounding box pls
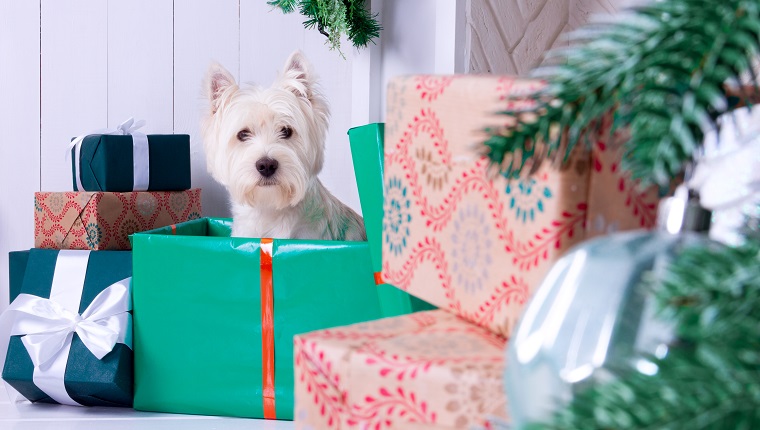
[652,242,760,359]
[343,0,381,48]
[267,0,299,13]
[484,0,760,187]
[269,0,380,55]
[527,243,760,429]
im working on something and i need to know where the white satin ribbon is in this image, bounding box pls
[68,117,150,191]
[0,250,132,406]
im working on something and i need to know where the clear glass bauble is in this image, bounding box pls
[504,228,721,428]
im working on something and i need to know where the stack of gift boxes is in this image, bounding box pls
[294,75,659,429]
[1,75,658,428]
[3,121,201,406]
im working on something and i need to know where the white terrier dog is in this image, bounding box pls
[202,51,366,241]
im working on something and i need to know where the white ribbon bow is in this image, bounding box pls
[68,117,150,192]
[0,275,132,406]
[9,278,132,367]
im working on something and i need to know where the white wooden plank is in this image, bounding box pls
[0,1,40,314]
[378,0,437,117]
[41,0,108,191]
[435,0,467,73]
[174,0,239,218]
[241,0,362,213]
[240,1,307,86]
[108,0,173,133]
[351,0,384,127]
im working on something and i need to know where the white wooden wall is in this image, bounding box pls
[0,0,373,310]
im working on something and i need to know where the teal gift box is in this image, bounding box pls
[8,250,30,302]
[348,123,435,317]
[71,134,191,192]
[132,218,386,420]
[1,249,133,407]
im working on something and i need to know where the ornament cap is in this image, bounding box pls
[657,185,711,234]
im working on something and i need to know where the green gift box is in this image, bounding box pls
[348,123,435,317]
[132,218,385,420]
[71,134,191,192]
[1,249,133,407]
[8,250,30,302]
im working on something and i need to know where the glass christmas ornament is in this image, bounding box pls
[504,186,721,428]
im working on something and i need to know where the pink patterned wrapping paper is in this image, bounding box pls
[382,75,658,337]
[34,189,202,250]
[294,310,508,430]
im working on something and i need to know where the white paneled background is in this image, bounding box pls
[35,0,359,214]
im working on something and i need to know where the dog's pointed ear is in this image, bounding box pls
[205,62,237,115]
[280,50,314,99]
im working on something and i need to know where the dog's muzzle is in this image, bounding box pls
[256,157,279,178]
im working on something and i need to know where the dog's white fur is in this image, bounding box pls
[202,51,366,241]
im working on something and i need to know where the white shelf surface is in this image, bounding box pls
[0,400,296,430]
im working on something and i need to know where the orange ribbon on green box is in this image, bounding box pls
[132,218,386,420]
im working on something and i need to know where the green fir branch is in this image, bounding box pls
[484,0,760,187]
[343,0,381,48]
[267,0,298,13]
[268,0,380,56]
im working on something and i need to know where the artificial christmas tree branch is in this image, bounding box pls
[268,0,380,57]
[483,0,760,187]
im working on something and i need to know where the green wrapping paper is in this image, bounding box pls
[72,134,191,192]
[348,123,435,317]
[132,218,385,420]
[8,250,30,302]
[1,249,133,407]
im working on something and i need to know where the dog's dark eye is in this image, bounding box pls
[280,126,293,139]
[237,129,252,141]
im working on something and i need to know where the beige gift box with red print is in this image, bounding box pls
[294,310,507,430]
[34,189,202,250]
[381,75,658,337]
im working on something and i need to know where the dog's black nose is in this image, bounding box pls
[256,157,279,178]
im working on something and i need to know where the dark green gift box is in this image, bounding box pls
[348,123,435,317]
[8,250,30,302]
[2,249,133,407]
[132,218,386,420]
[71,134,191,192]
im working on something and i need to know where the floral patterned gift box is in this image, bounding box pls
[34,189,202,250]
[382,75,659,337]
[294,310,508,430]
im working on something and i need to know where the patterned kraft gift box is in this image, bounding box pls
[131,218,387,420]
[381,75,659,337]
[294,310,508,430]
[1,249,133,407]
[34,188,202,250]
